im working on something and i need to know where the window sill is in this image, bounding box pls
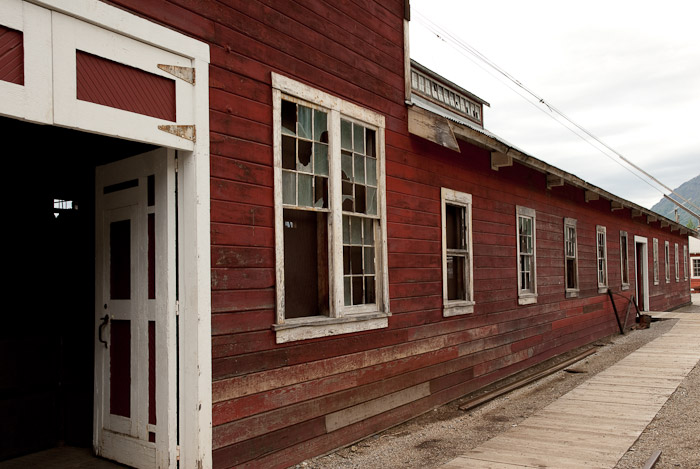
[598,286,608,294]
[518,294,537,305]
[565,289,579,299]
[443,301,475,317]
[621,284,630,291]
[273,312,390,344]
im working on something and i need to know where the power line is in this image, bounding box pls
[413,10,700,218]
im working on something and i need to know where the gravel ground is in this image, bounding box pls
[299,297,700,469]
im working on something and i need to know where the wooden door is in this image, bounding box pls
[94,148,177,468]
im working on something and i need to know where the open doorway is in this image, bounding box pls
[634,236,649,312]
[0,116,157,463]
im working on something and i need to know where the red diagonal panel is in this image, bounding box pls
[76,50,176,121]
[0,25,24,85]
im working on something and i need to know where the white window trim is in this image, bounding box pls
[692,256,700,279]
[674,243,680,282]
[665,241,671,283]
[653,238,659,285]
[271,73,389,344]
[564,217,579,298]
[516,206,537,305]
[620,231,630,290]
[596,225,608,293]
[683,245,688,280]
[441,188,474,316]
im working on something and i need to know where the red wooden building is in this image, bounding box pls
[0,1,694,468]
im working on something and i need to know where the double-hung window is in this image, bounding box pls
[683,245,688,280]
[693,257,700,278]
[516,206,537,305]
[441,188,474,316]
[564,218,578,297]
[665,241,670,283]
[620,231,629,290]
[675,243,679,282]
[596,225,608,293]
[272,73,389,343]
[653,238,659,285]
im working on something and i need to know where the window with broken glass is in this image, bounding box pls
[517,206,537,305]
[564,218,578,296]
[620,231,629,290]
[665,241,670,283]
[683,245,688,280]
[441,188,474,316]
[596,225,608,292]
[272,76,388,343]
[675,243,679,282]
[653,238,659,285]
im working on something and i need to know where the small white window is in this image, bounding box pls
[693,257,700,278]
[675,243,679,282]
[272,74,389,343]
[441,188,474,316]
[517,206,537,305]
[620,231,629,290]
[564,218,578,297]
[653,238,659,285]
[596,225,608,293]
[665,241,670,283]
[683,245,688,280]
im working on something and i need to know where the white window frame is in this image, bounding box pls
[665,241,671,283]
[620,231,630,290]
[441,188,474,316]
[683,245,688,280]
[516,206,537,305]
[692,257,700,279]
[653,238,659,285]
[675,243,679,282]
[564,217,579,298]
[272,73,389,344]
[596,225,608,293]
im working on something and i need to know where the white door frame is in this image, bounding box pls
[634,236,649,312]
[6,1,212,466]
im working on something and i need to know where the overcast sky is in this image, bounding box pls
[410,0,700,209]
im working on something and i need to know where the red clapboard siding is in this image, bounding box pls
[76,51,176,121]
[0,25,23,85]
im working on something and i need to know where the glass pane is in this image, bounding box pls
[351,216,363,245]
[314,176,328,209]
[342,181,354,211]
[365,129,376,157]
[282,171,296,205]
[354,154,365,184]
[343,215,350,244]
[353,123,364,153]
[281,100,296,136]
[314,109,328,143]
[363,218,374,245]
[351,246,363,274]
[341,119,352,150]
[364,247,375,274]
[343,246,351,275]
[355,185,366,214]
[110,220,131,300]
[110,319,131,417]
[365,276,376,304]
[366,157,377,186]
[366,187,377,216]
[282,135,296,170]
[297,140,313,172]
[447,256,466,300]
[341,151,353,181]
[446,204,464,249]
[314,143,328,176]
[298,173,313,207]
[344,277,351,306]
[352,276,364,305]
[298,105,312,139]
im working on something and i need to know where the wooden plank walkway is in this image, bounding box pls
[441,311,700,469]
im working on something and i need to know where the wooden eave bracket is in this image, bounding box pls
[158,124,196,142]
[408,106,460,152]
[158,64,195,84]
[660,220,670,228]
[546,174,564,190]
[611,201,624,211]
[631,209,643,218]
[647,214,658,224]
[491,151,512,171]
[585,190,599,202]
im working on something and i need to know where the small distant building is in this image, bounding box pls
[690,236,700,291]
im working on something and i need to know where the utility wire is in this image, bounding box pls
[414,11,700,219]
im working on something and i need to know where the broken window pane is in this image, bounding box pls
[297,140,312,172]
[298,105,312,139]
[353,123,364,154]
[314,109,328,143]
[365,129,376,157]
[282,135,296,170]
[447,255,465,300]
[314,176,328,209]
[281,100,296,136]
[314,143,328,176]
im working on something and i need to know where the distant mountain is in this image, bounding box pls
[650,174,700,229]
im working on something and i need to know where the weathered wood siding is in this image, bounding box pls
[102,2,690,467]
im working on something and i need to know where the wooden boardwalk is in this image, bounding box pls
[441,311,700,469]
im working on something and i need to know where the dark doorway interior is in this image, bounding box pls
[635,242,646,311]
[0,116,155,462]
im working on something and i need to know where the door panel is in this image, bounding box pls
[94,148,176,468]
